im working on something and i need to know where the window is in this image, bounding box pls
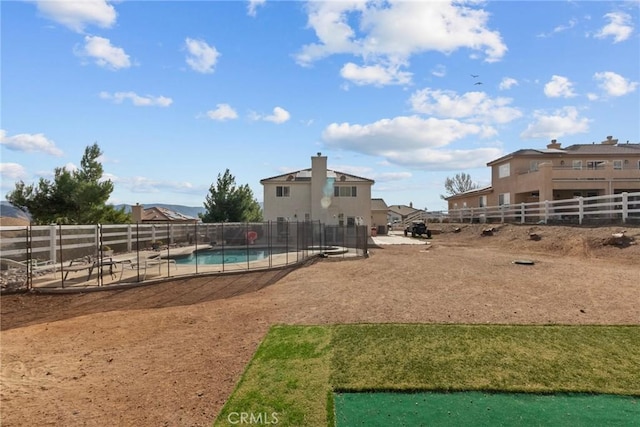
[498,163,510,178]
[276,186,290,197]
[304,213,310,221]
[586,160,605,170]
[498,193,510,206]
[337,213,344,226]
[613,160,623,170]
[334,186,357,197]
[530,161,539,172]
[572,160,582,170]
[347,217,355,226]
[479,195,487,207]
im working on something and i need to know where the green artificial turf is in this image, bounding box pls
[334,391,640,427]
[213,324,640,426]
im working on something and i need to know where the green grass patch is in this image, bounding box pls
[331,324,640,394]
[213,324,640,426]
[214,325,333,426]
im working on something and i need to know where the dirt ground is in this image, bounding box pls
[1,223,639,426]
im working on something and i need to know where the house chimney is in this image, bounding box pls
[409,202,413,208]
[601,135,618,145]
[547,139,561,149]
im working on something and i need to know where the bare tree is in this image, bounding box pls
[440,173,479,199]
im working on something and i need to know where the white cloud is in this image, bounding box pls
[537,18,577,38]
[587,93,599,101]
[296,1,506,86]
[595,12,633,43]
[321,115,502,169]
[206,104,238,121]
[544,75,576,98]
[520,107,590,139]
[99,91,173,107]
[63,162,78,173]
[374,171,413,182]
[0,163,29,181]
[0,129,63,156]
[185,38,220,74]
[76,35,131,70]
[252,107,290,124]
[593,71,638,96]
[431,64,446,78]
[409,88,522,124]
[35,0,117,32]
[247,0,266,17]
[117,176,202,195]
[340,62,412,86]
[499,77,518,90]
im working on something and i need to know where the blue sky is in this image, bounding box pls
[2,0,639,211]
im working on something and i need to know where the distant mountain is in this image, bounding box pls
[0,201,31,221]
[115,203,206,219]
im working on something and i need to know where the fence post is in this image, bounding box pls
[49,224,57,263]
[127,224,132,252]
[621,192,629,223]
[544,200,550,224]
[520,203,526,224]
[578,197,584,225]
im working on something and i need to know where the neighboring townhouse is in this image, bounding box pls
[447,137,640,210]
[131,204,200,224]
[260,153,375,231]
[387,203,421,225]
[371,198,389,235]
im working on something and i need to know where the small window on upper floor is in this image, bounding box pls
[530,161,539,172]
[586,160,605,170]
[572,160,582,170]
[334,186,357,197]
[276,186,290,197]
[498,163,510,178]
[613,160,623,170]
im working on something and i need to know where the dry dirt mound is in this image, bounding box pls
[432,223,640,261]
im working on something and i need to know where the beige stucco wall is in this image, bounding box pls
[262,155,374,230]
[448,148,640,210]
[488,152,640,206]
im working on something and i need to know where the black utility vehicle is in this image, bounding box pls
[404,221,432,238]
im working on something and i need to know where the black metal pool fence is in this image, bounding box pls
[0,221,369,291]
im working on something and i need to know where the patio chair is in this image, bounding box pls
[0,258,58,287]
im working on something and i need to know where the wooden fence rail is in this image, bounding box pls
[447,191,640,225]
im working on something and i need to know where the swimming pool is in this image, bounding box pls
[174,248,285,265]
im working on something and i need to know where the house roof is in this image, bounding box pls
[371,198,388,211]
[445,185,493,201]
[260,168,374,184]
[564,143,640,154]
[387,204,420,217]
[488,142,640,165]
[142,207,199,222]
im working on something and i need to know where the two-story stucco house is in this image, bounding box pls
[260,153,374,231]
[447,137,640,210]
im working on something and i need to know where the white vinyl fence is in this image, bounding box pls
[448,191,640,225]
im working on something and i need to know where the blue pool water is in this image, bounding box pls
[174,248,279,265]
